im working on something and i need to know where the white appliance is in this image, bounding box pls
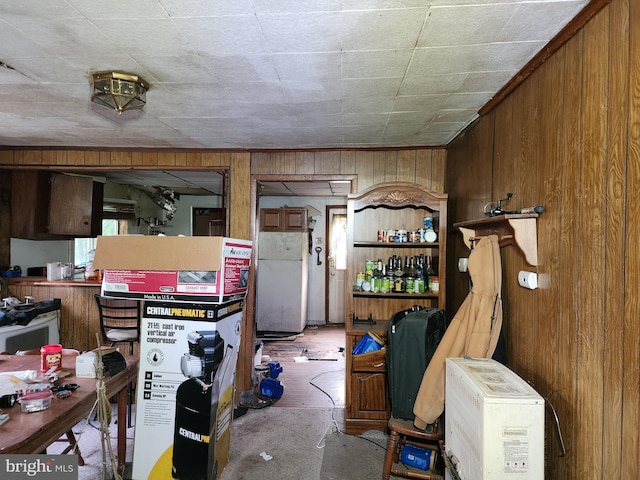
[0,310,60,353]
[445,357,544,480]
[256,231,308,332]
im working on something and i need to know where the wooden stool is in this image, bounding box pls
[382,416,444,480]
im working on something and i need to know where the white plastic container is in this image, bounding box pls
[20,390,52,413]
[445,358,544,480]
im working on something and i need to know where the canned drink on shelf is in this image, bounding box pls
[415,278,425,294]
[380,277,390,293]
[372,277,381,293]
[405,277,415,293]
[356,272,365,287]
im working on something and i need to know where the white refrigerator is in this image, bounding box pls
[256,231,308,332]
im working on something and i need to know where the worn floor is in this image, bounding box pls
[222,324,390,480]
[49,325,406,479]
[256,324,346,408]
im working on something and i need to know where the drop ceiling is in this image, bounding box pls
[0,0,590,150]
[99,170,226,196]
[64,169,349,197]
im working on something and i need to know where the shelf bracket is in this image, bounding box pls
[352,313,377,325]
[456,214,538,266]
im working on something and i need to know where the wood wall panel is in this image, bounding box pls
[396,150,415,182]
[0,172,9,270]
[535,46,567,465]
[315,150,341,174]
[446,1,637,478]
[295,151,315,174]
[340,150,357,176]
[555,30,583,478]
[623,1,640,478]
[602,0,628,476]
[575,11,608,478]
[249,149,444,194]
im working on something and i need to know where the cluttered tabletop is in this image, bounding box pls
[0,353,137,455]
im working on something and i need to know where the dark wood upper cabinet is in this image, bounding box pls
[259,208,307,232]
[11,171,103,239]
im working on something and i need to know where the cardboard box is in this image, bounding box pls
[131,300,243,480]
[93,236,252,304]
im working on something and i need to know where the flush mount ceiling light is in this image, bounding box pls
[90,71,149,114]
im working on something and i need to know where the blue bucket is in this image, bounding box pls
[267,361,283,379]
[352,331,384,355]
[259,378,284,398]
[401,444,437,471]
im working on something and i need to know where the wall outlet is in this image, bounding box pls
[518,271,537,289]
[458,257,469,273]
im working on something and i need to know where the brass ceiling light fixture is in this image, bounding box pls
[90,71,149,114]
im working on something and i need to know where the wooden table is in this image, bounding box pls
[0,354,138,475]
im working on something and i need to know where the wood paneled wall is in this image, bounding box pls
[251,149,446,193]
[0,149,252,387]
[0,147,445,397]
[446,1,637,478]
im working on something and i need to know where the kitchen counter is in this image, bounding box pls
[3,278,106,353]
[3,276,102,287]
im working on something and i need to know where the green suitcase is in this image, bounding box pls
[387,305,447,420]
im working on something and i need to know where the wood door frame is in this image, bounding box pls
[324,204,347,324]
[249,174,356,333]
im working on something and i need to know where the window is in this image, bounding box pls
[330,213,347,271]
[73,219,120,266]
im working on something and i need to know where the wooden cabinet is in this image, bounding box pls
[11,171,103,239]
[344,182,447,434]
[259,208,307,232]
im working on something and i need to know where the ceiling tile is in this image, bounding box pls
[0,0,590,149]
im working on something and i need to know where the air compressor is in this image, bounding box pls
[172,330,226,480]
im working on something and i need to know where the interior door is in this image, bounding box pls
[192,208,225,236]
[326,206,347,324]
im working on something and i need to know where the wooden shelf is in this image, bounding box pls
[454,214,539,266]
[354,241,439,248]
[344,182,448,434]
[353,291,439,299]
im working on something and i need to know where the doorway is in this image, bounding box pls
[326,205,347,324]
[192,207,226,236]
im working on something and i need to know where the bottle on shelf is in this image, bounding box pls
[372,259,384,293]
[393,256,404,292]
[416,254,425,281]
[404,256,417,278]
[425,255,436,292]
